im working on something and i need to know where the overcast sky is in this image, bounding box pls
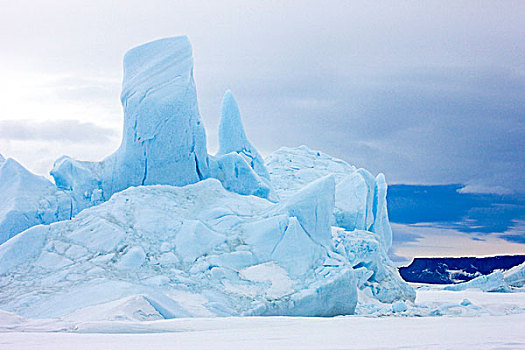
[0,1,524,195]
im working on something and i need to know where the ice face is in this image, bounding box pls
[370,173,392,250]
[51,156,103,211]
[266,146,394,250]
[275,175,336,247]
[208,153,274,200]
[0,158,72,244]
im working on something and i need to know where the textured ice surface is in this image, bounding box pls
[51,156,104,211]
[0,158,72,244]
[505,262,525,287]
[103,36,209,194]
[0,179,359,318]
[0,173,412,318]
[333,228,415,303]
[274,175,335,247]
[208,152,273,200]
[63,295,164,322]
[266,146,393,250]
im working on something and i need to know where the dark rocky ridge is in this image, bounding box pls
[399,255,525,284]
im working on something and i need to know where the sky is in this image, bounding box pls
[386,184,524,263]
[0,1,523,258]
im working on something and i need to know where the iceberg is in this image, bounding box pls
[0,36,414,319]
[442,261,525,292]
[104,36,209,194]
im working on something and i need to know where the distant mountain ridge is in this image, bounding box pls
[399,255,525,284]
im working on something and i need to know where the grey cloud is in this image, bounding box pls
[196,64,525,193]
[0,120,118,144]
[50,76,121,104]
[388,225,424,265]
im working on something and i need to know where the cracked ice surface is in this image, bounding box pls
[0,178,357,318]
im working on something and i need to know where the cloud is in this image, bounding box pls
[387,184,525,238]
[0,119,118,144]
[50,76,121,105]
[500,235,525,244]
[499,220,525,244]
[227,65,525,193]
[388,186,525,258]
[0,1,524,194]
[390,222,525,261]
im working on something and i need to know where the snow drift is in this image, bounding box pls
[0,36,414,319]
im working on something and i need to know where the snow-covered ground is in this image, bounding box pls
[1,287,524,349]
[1,315,524,350]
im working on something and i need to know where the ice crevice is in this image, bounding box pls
[141,149,148,186]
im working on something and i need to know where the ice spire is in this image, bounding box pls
[104,36,209,195]
[217,90,269,180]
